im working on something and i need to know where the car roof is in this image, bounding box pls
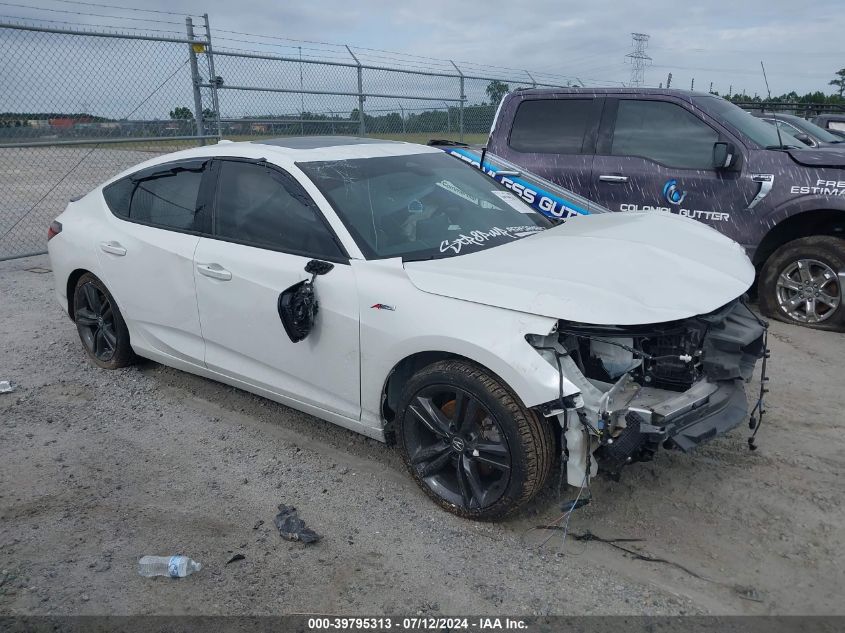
[102,136,441,185]
[508,87,716,103]
[752,112,802,121]
[252,136,405,149]
[813,113,845,123]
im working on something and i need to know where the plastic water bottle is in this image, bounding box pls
[138,555,202,578]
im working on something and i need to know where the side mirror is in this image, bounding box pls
[713,142,737,170]
[278,260,335,343]
[792,133,815,147]
[305,259,334,277]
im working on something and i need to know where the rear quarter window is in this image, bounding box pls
[102,178,133,218]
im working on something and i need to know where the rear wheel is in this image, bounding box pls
[73,273,135,369]
[396,360,554,520]
[759,236,845,331]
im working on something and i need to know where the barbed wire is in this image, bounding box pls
[0,1,184,24]
[0,15,190,36]
[40,0,201,17]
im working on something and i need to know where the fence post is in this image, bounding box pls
[346,45,365,136]
[203,13,222,139]
[450,60,465,142]
[185,17,205,144]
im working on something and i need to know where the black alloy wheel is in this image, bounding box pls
[76,281,117,362]
[396,360,554,520]
[404,385,511,511]
[73,273,135,369]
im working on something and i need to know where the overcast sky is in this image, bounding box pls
[2,0,844,119]
[178,0,842,95]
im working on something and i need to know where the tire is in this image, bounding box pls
[72,273,136,369]
[758,236,845,331]
[396,359,554,520]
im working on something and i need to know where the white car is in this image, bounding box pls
[47,137,766,519]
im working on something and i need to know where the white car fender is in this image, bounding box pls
[47,194,105,316]
[352,258,578,430]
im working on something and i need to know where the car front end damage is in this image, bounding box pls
[528,299,768,485]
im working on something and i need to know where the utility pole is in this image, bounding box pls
[729,84,733,96]
[709,81,713,93]
[666,72,672,89]
[625,33,651,87]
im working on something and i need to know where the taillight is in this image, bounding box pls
[47,220,62,241]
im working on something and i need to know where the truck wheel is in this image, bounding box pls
[758,236,845,331]
[396,360,554,520]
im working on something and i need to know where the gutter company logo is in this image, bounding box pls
[371,303,396,311]
[662,179,687,206]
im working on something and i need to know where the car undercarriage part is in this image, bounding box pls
[277,259,334,343]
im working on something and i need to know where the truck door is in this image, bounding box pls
[488,96,603,217]
[590,97,756,243]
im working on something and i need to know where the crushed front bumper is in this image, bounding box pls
[623,377,749,452]
[548,300,768,481]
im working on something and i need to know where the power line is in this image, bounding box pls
[40,0,201,17]
[0,13,184,34]
[0,1,184,25]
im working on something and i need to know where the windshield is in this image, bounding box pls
[691,95,804,149]
[298,152,551,261]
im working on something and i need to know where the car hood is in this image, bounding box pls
[787,147,845,167]
[403,212,755,325]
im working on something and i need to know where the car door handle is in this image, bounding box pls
[99,241,126,256]
[598,174,629,183]
[196,263,232,281]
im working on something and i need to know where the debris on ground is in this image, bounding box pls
[225,553,246,566]
[0,381,15,394]
[734,584,765,603]
[273,504,321,544]
[137,555,202,578]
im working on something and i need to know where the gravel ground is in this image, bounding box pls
[1,254,843,616]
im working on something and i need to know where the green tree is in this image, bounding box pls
[485,80,510,106]
[829,68,845,97]
[169,106,193,120]
[202,107,216,120]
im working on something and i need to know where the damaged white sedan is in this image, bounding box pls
[47,137,767,519]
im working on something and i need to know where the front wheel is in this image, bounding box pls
[396,360,554,520]
[758,236,845,331]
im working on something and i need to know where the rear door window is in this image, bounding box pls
[130,169,204,229]
[611,100,719,169]
[508,99,594,154]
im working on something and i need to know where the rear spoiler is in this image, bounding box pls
[428,142,609,219]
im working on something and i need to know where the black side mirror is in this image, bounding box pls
[304,259,334,277]
[792,133,815,147]
[713,142,737,170]
[278,260,335,343]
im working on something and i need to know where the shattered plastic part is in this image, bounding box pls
[273,504,321,544]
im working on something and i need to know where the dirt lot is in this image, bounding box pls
[1,254,843,616]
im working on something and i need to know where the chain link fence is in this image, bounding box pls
[0,16,561,261]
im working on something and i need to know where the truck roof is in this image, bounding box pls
[510,87,717,102]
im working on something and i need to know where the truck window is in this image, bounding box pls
[508,99,593,154]
[611,100,718,169]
